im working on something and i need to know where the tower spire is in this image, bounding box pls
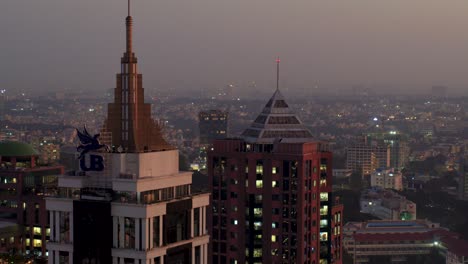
[125,0,133,56]
[276,57,280,91]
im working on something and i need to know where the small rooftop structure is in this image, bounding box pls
[241,89,313,143]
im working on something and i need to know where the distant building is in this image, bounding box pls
[360,188,416,220]
[365,131,409,170]
[370,169,403,191]
[346,139,390,175]
[0,141,63,256]
[0,90,5,121]
[458,153,468,200]
[209,88,344,264]
[199,110,228,145]
[343,219,468,264]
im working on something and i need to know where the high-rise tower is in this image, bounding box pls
[103,8,171,153]
[209,61,343,264]
[46,4,209,264]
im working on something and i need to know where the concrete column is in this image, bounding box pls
[112,256,118,264]
[48,250,54,264]
[200,244,204,264]
[135,218,141,250]
[149,217,154,249]
[119,257,124,264]
[54,250,59,264]
[201,207,205,235]
[192,247,196,264]
[203,244,208,264]
[69,212,74,243]
[159,216,163,246]
[69,252,73,264]
[190,209,194,238]
[113,216,118,248]
[119,217,125,248]
[55,211,60,242]
[49,211,55,242]
[199,207,203,236]
[142,218,148,251]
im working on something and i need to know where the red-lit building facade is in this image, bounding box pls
[209,89,343,264]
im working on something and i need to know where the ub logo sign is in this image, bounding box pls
[76,127,109,172]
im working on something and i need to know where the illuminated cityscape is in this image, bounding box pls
[1,1,468,264]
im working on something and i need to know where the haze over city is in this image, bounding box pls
[2,0,468,96]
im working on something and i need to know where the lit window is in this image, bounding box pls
[254,208,263,217]
[320,232,328,241]
[25,238,30,246]
[272,167,277,174]
[320,193,328,201]
[256,180,263,188]
[33,227,41,235]
[320,219,328,228]
[253,221,262,230]
[256,165,263,174]
[272,181,278,188]
[253,249,262,257]
[33,239,42,247]
[271,235,277,242]
[320,205,328,216]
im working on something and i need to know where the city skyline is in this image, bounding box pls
[2,0,468,95]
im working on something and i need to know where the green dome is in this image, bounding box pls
[0,141,39,157]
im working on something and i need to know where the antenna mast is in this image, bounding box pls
[276,57,280,91]
[128,0,131,16]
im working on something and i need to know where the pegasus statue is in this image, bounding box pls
[76,126,109,159]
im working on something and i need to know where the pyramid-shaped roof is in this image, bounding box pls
[241,89,313,143]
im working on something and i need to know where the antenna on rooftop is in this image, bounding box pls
[276,57,280,91]
[128,0,131,17]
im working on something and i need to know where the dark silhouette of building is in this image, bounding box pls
[199,110,228,145]
[208,86,343,264]
[0,141,63,256]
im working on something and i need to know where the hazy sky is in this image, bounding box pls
[1,0,468,95]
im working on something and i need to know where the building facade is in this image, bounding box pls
[343,220,468,264]
[360,188,416,220]
[0,141,63,257]
[366,132,409,170]
[370,169,403,191]
[209,88,343,264]
[45,7,209,264]
[199,110,228,146]
[346,142,389,176]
